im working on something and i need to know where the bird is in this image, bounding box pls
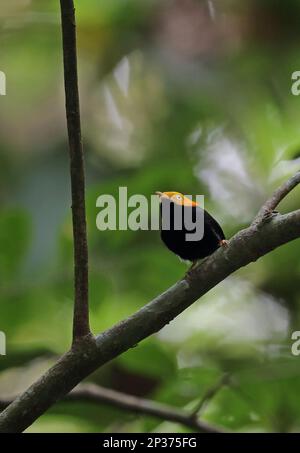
[156,191,228,273]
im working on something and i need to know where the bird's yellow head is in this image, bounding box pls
[155,191,199,207]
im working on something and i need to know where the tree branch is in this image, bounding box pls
[253,171,300,225]
[60,0,90,340]
[190,374,230,418]
[0,202,299,432]
[0,383,224,433]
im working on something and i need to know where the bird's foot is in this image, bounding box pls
[219,239,229,248]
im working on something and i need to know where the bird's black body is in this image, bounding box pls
[160,199,225,261]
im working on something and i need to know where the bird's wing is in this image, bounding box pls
[203,209,225,240]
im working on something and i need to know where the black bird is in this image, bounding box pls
[156,191,227,269]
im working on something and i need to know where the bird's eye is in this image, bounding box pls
[176,195,181,200]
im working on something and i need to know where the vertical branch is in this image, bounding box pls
[60,0,90,340]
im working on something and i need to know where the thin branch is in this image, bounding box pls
[0,203,299,432]
[60,0,90,340]
[190,374,230,418]
[253,171,300,225]
[70,384,224,432]
[0,384,224,433]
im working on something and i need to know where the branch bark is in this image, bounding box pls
[253,171,300,225]
[0,206,299,432]
[60,0,90,340]
[0,384,224,433]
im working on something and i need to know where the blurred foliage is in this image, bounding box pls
[0,0,300,433]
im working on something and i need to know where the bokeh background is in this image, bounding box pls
[1,0,300,433]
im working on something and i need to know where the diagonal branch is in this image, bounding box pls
[60,0,90,340]
[253,171,300,225]
[0,383,224,433]
[190,373,230,418]
[0,203,299,432]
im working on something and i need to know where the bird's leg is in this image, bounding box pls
[219,239,229,248]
